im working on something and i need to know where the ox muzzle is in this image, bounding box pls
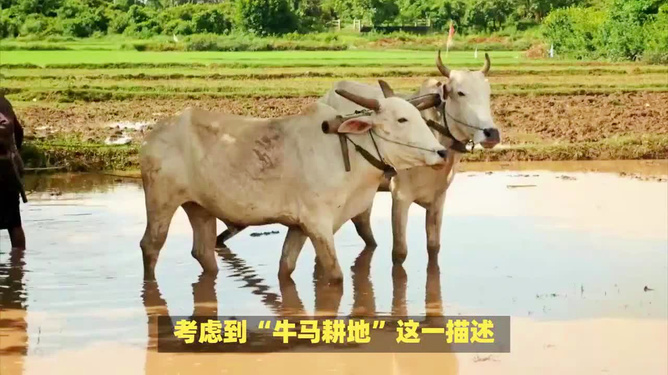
[481,128,500,149]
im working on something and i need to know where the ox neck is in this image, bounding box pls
[338,131,397,179]
[441,103,470,144]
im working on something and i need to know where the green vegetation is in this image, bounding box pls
[21,134,668,172]
[0,0,572,38]
[1,2,666,171]
[542,0,668,63]
[4,50,666,103]
[2,0,665,61]
[0,50,526,67]
[0,31,539,52]
[21,141,138,172]
[236,0,298,35]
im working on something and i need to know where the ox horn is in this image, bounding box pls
[436,49,450,78]
[481,53,491,75]
[335,89,381,112]
[410,93,442,111]
[321,116,345,134]
[378,80,395,98]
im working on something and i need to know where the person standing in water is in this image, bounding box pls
[0,95,26,251]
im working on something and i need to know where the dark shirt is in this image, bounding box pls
[0,96,24,189]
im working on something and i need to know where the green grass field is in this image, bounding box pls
[0,49,619,68]
[3,49,666,102]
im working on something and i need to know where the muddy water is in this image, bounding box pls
[1,161,666,375]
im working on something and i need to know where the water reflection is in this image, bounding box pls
[0,247,28,375]
[24,173,141,197]
[141,245,458,374]
[0,166,665,374]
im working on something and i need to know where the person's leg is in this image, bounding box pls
[9,225,25,250]
[2,189,24,250]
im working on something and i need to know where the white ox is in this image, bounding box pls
[139,84,447,283]
[319,51,501,263]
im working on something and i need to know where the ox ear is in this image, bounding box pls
[437,81,452,101]
[338,118,373,134]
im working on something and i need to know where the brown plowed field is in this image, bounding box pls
[18,92,668,146]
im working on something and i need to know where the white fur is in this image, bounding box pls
[321,69,498,262]
[138,96,446,282]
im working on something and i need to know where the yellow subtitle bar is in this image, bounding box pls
[173,318,496,345]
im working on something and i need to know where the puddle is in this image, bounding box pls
[107,121,152,132]
[104,121,153,145]
[1,161,667,374]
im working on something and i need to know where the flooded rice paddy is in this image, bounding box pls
[1,160,667,374]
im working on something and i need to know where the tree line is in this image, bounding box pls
[1,0,665,62]
[1,0,589,38]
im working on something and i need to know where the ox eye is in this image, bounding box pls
[398,117,408,123]
[457,91,466,97]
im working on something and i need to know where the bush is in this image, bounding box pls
[61,15,95,37]
[183,33,271,51]
[600,0,664,61]
[20,13,52,36]
[643,9,668,63]
[16,0,63,17]
[542,7,605,59]
[57,0,109,37]
[123,19,162,38]
[543,0,666,61]
[294,0,329,32]
[0,8,22,38]
[163,19,194,36]
[192,7,232,34]
[107,11,130,34]
[236,0,298,36]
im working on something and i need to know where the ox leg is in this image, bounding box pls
[391,197,412,265]
[278,226,308,279]
[216,223,246,248]
[351,205,377,249]
[426,193,446,261]
[140,200,179,281]
[304,224,343,285]
[182,202,218,275]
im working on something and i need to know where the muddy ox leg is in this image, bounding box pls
[140,199,179,281]
[425,192,446,260]
[303,222,343,284]
[351,205,377,249]
[278,226,308,279]
[182,202,218,275]
[391,196,412,265]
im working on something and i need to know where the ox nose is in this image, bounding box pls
[437,149,448,158]
[481,128,500,149]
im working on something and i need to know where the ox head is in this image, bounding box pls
[322,82,447,170]
[428,50,500,149]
